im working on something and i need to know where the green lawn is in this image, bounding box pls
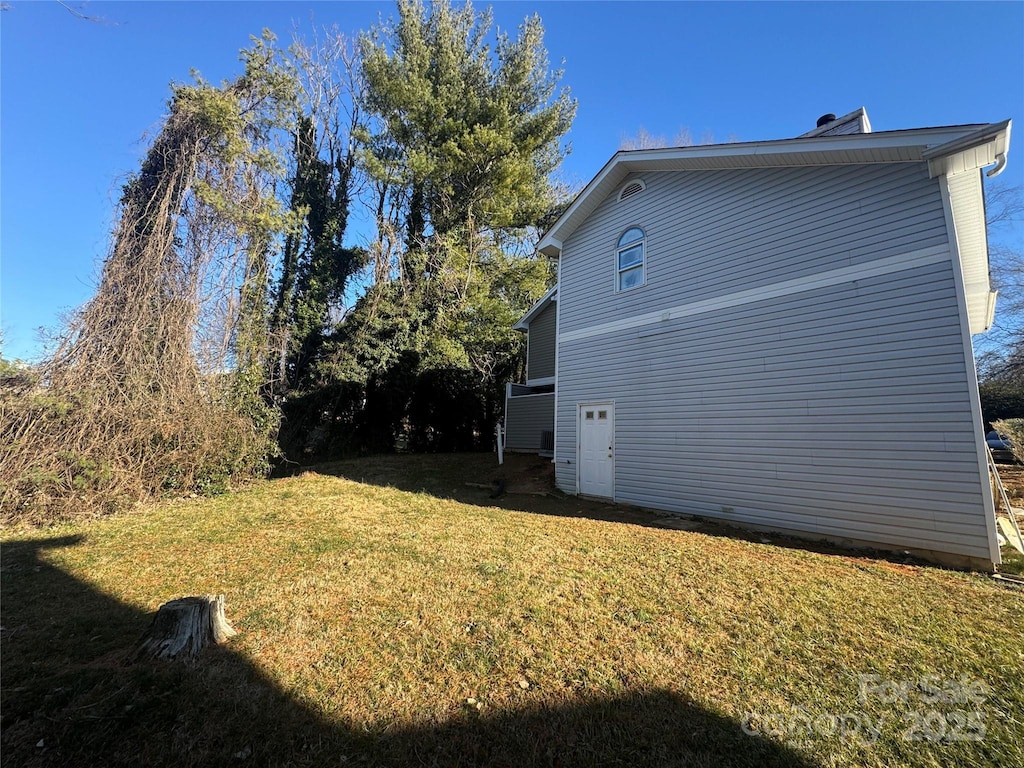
[2,454,1022,767]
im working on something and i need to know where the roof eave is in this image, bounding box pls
[923,119,1012,179]
[512,285,558,331]
[537,124,994,257]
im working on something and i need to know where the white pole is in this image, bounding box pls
[496,422,504,465]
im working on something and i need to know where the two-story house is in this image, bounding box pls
[506,108,1011,570]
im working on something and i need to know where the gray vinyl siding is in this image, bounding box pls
[527,301,557,381]
[558,163,948,334]
[820,116,868,136]
[554,162,992,561]
[505,393,554,452]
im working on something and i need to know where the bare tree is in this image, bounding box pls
[978,183,1024,383]
[619,126,723,151]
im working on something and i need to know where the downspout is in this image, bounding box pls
[986,153,1007,178]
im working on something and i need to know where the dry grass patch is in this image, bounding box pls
[3,454,1023,767]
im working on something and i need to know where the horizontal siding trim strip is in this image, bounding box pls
[627,261,957,337]
[642,205,944,289]
[561,244,950,344]
[557,165,947,334]
[564,327,965,370]
[560,358,970,387]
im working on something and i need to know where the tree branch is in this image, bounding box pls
[56,1,119,25]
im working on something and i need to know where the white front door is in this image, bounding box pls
[579,403,614,498]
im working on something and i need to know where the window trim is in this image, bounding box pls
[615,226,646,292]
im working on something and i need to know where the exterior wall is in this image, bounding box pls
[557,164,950,336]
[527,300,557,381]
[505,393,554,452]
[554,162,994,563]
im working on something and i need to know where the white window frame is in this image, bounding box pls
[615,226,646,292]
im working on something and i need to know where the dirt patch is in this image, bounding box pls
[994,462,1024,502]
[492,453,557,496]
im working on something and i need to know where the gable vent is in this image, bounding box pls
[619,180,645,202]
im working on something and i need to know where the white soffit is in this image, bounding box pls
[927,120,1012,335]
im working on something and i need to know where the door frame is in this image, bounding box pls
[576,400,615,500]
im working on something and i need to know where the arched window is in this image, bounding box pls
[616,227,645,291]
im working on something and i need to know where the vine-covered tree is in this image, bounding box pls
[4,3,582,515]
[1,33,297,518]
[272,30,366,392]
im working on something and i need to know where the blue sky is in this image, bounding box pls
[2,1,1022,361]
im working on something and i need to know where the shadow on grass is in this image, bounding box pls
[311,453,950,570]
[310,452,685,530]
[2,535,817,767]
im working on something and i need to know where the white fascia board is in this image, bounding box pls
[537,149,626,256]
[512,285,558,331]
[922,119,1011,177]
[538,124,992,257]
[618,125,986,163]
[538,237,562,258]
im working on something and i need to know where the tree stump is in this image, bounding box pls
[133,594,237,661]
